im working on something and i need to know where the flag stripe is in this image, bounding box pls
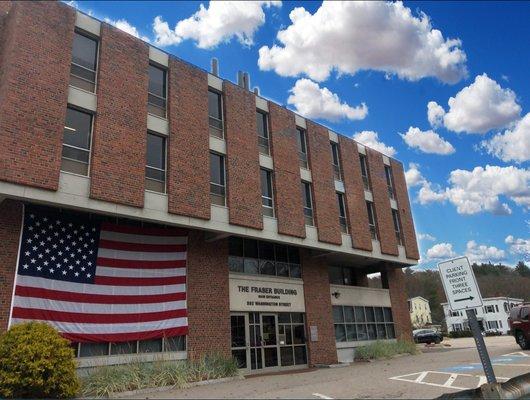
[96,248,186,261]
[96,257,186,269]
[15,285,187,304]
[14,296,186,314]
[10,317,188,335]
[96,266,186,278]
[94,275,186,286]
[60,326,189,343]
[99,230,187,245]
[12,307,187,324]
[101,223,188,237]
[99,239,187,253]
[16,275,186,296]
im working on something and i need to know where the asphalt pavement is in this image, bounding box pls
[132,336,530,399]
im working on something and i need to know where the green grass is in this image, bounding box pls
[354,340,418,361]
[80,353,239,398]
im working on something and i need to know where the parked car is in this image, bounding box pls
[508,303,530,350]
[413,329,443,344]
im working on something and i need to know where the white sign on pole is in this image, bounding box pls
[438,256,483,311]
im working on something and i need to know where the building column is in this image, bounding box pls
[381,266,413,341]
[302,251,338,366]
[0,199,23,332]
[186,230,231,360]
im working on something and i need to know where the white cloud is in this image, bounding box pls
[405,163,426,187]
[433,74,521,134]
[417,165,530,215]
[481,113,530,163]
[418,233,436,241]
[427,101,445,128]
[104,18,150,42]
[400,126,455,155]
[426,243,456,260]
[287,79,368,122]
[258,1,467,83]
[352,131,396,157]
[505,236,530,257]
[153,1,281,48]
[465,240,505,264]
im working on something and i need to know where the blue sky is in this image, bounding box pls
[70,1,530,268]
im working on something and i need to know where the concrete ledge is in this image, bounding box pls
[109,375,244,398]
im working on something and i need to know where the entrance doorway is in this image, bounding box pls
[230,312,308,373]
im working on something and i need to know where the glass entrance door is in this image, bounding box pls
[260,313,279,369]
[230,314,249,373]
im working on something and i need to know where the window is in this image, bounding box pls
[260,169,274,217]
[392,209,403,245]
[228,237,301,278]
[337,192,348,233]
[333,305,395,342]
[297,127,308,169]
[208,89,223,138]
[73,336,185,358]
[331,142,342,180]
[256,111,270,155]
[495,304,499,312]
[329,266,358,286]
[70,31,98,92]
[366,201,377,240]
[148,64,167,118]
[145,133,166,193]
[385,165,395,199]
[61,106,93,176]
[359,154,370,190]
[210,152,226,206]
[278,313,307,366]
[301,181,314,226]
[485,305,495,313]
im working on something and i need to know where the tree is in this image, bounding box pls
[515,261,530,278]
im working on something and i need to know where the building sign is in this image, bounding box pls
[229,275,305,313]
[438,256,483,311]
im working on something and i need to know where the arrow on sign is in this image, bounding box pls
[455,296,474,302]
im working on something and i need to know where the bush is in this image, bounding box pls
[448,330,474,338]
[0,322,79,398]
[354,340,418,361]
[81,353,239,398]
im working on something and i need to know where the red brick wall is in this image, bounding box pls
[0,199,23,332]
[0,2,74,191]
[302,251,338,366]
[306,122,341,245]
[391,160,420,260]
[269,103,305,238]
[223,82,263,230]
[186,230,231,359]
[382,267,413,341]
[339,137,373,251]
[89,24,149,208]
[366,149,398,256]
[167,59,210,220]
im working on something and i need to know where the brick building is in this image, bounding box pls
[0,2,418,371]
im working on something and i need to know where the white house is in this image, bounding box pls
[408,296,432,328]
[442,297,523,335]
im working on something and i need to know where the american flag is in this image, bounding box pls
[10,205,188,343]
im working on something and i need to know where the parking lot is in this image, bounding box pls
[134,336,530,399]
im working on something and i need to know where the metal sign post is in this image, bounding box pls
[438,256,497,384]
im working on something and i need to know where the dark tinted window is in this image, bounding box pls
[72,31,97,70]
[208,90,222,120]
[331,142,340,166]
[148,64,166,98]
[229,237,244,257]
[337,193,346,218]
[385,166,393,186]
[360,155,368,177]
[146,133,165,169]
[261,169,273,199]
[366,202,375,225]
[256,111,268,138]
[297,128,307,154]
[329,266,343,285]
[301,182,312,209]
[209,153,225,185]
[63,107,92,149]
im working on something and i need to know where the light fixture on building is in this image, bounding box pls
[332,291,341,299]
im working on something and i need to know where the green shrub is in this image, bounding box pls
[354,340,418,361]
[81,353,239,398]
[448,330,474,338]
[0,322,79,398]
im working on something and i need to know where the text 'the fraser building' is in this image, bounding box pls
[0,2,420,372]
